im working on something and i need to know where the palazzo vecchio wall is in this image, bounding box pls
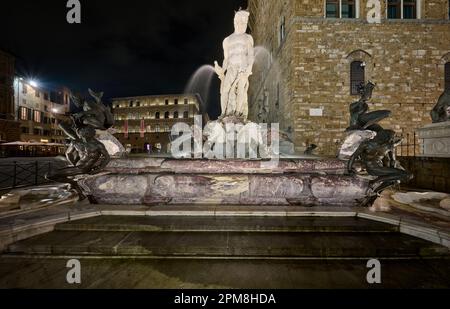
[248,0,450,156]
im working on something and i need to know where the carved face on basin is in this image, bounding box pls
[234,10,249,34]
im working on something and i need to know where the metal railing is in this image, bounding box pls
[0,161,55,191]
[397,132,423,157]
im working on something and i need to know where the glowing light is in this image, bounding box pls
[29,80,39,88]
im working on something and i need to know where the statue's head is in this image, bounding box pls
[234,9,250,34]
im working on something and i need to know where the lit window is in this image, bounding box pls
[33,110,41,123]
[155,125,160,132]
[184,98,188,104]
[350,61,365,95]
[20,107,27,120]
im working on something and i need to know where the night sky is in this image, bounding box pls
[0,0,248,117]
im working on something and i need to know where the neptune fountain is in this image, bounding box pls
[47,9,409,208]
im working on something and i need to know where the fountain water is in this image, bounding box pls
[251,46,282,125]
[184,65,216,114]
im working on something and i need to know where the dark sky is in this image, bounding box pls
[0,0,248,117]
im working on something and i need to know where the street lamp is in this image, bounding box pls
[29,80,39,88]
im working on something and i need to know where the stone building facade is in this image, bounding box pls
[0,49,20,142]
[112,94,201,153]
[248,0,450,155]
[13,78,70,145]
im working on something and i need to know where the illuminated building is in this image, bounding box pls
[112,94,202,153]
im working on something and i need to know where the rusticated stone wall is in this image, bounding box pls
[399,156,450,193]
[248,0,450,156]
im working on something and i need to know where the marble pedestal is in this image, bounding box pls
[78,158,371,207]
[418,121,450,157]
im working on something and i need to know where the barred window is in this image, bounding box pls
[350,61,365,95]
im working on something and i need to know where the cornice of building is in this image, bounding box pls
[111,93,201,101]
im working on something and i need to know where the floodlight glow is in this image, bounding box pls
[29,80,38,88]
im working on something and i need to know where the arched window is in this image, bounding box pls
[164,112,170,119]
[350,61,365,95]
[183,111,189,119]
[445,62,450,91]
[174,111,179,119]
[155,112,160,119]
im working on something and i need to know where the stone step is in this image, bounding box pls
[7,229,449,258]
[55,216,399,233]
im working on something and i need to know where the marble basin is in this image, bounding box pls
[78,158,370,207]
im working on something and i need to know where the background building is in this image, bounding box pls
[248,0,450,155]
[112,94,202,153]
[0,49,20,142]
[13,78,70,146]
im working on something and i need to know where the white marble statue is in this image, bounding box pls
[214,10,255,120]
